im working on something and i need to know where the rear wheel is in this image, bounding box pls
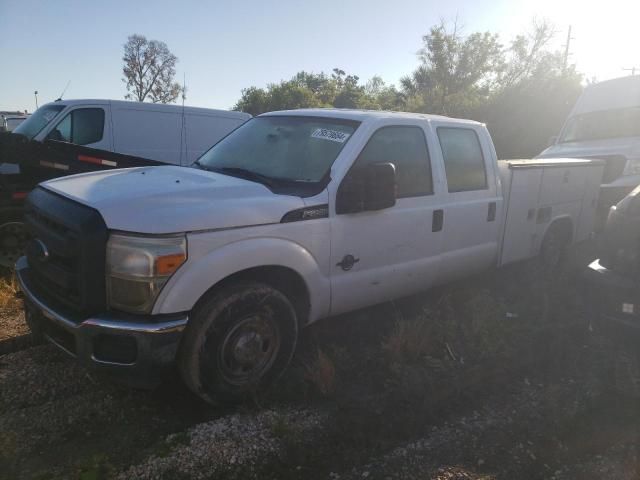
[178,282,298,404]
[540,223,570,274]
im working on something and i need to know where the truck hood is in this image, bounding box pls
[41,166,305,234]
[537,137,640,160]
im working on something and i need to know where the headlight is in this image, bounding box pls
[106,233,187,314]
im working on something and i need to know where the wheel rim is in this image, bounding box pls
[0,222,29,268]
[219,309,281,386]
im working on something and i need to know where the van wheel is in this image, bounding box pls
[0,217,29,268]
[178,282,298,405]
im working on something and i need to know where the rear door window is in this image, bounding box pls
[437,127,487,192]
[47,108,105,145]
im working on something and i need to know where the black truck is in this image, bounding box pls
[0,132,159,267]
[585,186,640,329]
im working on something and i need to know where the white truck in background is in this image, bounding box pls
[17,109,604,404]
[537,75,640,218]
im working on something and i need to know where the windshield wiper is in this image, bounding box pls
[209,166,280,188]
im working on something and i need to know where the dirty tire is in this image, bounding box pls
[540,224,570,275]
[178,282,298,404]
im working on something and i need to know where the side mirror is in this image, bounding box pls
[364,162,396,211]
[548,135,558,147]
[336,162,396,214]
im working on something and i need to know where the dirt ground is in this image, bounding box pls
[2,251,640,480]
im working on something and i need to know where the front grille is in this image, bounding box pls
[24,187,108,316]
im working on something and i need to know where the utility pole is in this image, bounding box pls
[623,66,639,75]
[34,91,38,109]
[562,26,574,73]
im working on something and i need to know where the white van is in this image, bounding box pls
[537,75,640,209]
[12,99,251,165]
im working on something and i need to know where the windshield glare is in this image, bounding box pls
[559,107,640,143]
[12,104,65,139]
[196,116,359,183]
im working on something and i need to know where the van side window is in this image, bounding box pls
[437,127,487,192]
[47,108,105,145]
[354,126,433,197]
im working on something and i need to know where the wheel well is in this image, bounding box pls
[197,266,311,326]
[545,217,574,243]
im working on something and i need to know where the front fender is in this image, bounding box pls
[151,236,330,323]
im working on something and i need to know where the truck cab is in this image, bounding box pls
[16,109,603,404]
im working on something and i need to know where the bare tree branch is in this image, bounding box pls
[122,34,183,103]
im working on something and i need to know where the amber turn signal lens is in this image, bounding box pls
[155,253,186,275]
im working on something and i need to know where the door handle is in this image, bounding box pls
[487,201,496,222]
[432,209,444,232]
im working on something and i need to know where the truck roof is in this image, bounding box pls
[262,108,483,125]
[571,75,640,115]
[38,99,251,119]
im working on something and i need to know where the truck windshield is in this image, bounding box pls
[13,104,65,139]
[196,116,359,190]
[559,107,640,143]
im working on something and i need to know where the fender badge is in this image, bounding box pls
[337,254,360,271]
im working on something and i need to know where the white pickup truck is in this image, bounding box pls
[17,109,603,404]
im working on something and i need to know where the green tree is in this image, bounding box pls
[234,69,401,115]
[233,20,583,159]
[401,21,504,116]
[476,20,583,158]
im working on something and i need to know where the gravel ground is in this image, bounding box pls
[2,338,640,480]
[0,308,26,342]
[336,377,603,479]
[3,249,640,479]
[0,345,222,479]
[118,408,328,480]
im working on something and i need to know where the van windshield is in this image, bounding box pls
[13,104,65,139]
[195,116,359,192]
[559,107,640,143]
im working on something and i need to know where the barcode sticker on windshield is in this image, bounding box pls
[311,128,351,143]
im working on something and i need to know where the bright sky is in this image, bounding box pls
[0,0,638,112]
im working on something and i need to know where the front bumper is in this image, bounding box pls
[584,259,640,333]
[16,256,188,388]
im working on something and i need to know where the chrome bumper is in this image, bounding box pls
[16,256,188,387]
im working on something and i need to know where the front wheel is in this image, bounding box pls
[0,216,29,268]
[178,282,299,404]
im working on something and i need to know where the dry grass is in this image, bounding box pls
[304,349,336,397]
[0,272,20,311]
[383,316,438,363]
